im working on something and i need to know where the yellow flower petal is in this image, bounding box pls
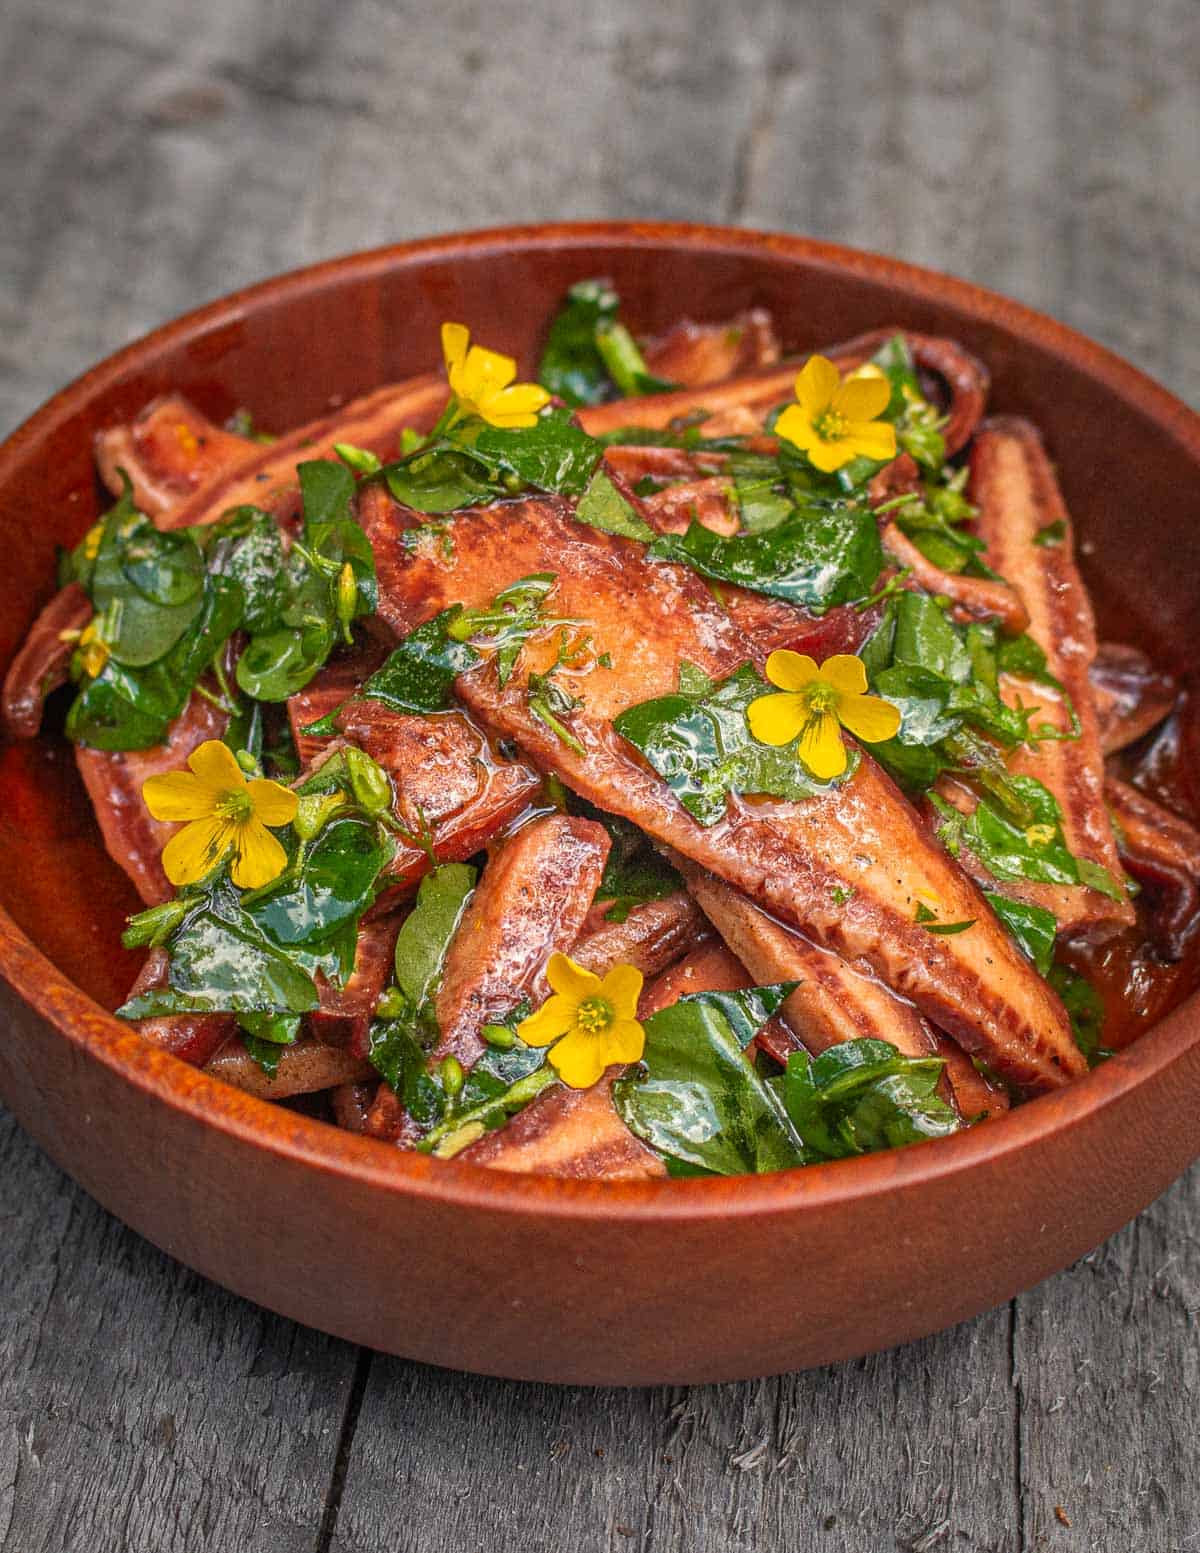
[228,819,289,890]
[843,419,897,463]
[805,438,856,474]
[837,692,902,746]
[833,374,892,422]
[764,650,820,694]
[798,710,849,780]
[820,654,869,699]
[454,345,518,404]
[441,322,470,375]
[161,816,233,886]
[477,383,551,428]
[247,777,300,827]
[187,738,245,793]
[773,403,820,456]
[547,1031,611,1090]
[544,951,601,1004]
[794,355,840,417]
[142,769,217,823]
[517,993,580,1048]
[599,962,644,1022]
[604,1018,646,1067]
[746,691,807,747]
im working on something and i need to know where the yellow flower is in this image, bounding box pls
[774,354,897,473]
[746,651,901,781]
[440,322,551,429]
[142,740,299,890]
[76,621,110,679]
[517,952,646,1089]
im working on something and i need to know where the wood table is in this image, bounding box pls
[1,2,1196,1548]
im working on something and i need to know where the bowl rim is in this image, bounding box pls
[2,218,1199,1224]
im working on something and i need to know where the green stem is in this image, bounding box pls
[595,322,654,397]
[415,1065,557,1154]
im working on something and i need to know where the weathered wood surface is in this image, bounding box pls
[0,1,1197,1550]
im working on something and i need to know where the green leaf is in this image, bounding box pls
[781,1039,959,1161]
[537,278,622,406]
[392,862,477,1010]
[1048,963,1110,1065]
[66,575,243,751]
[247,817,394,950]
[368,1020,448,1126]
[648,498,884,612]
[118,897,320,1018]
[208,508,289,634]
[594,321,677,399]
[238,1012,302,1075]
[298,459,356,528]
[932,778,1078,887]
[1034,519,1067,548]
[472,409,602,497]
[726,452,795,534]
[383,444,498,514]
[612,985,805,1176]
[574,469,655,541]
[613,661,846,826]
[236,620,336,702]
[92,502,206,666]
[350,608,482,717]
[537,280,675,406]
[985,892,1057,975]
[595,830,681,923]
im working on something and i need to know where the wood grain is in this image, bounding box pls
[0,0,1196,1549]
[0,1112,359,1553]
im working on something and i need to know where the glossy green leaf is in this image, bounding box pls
[985,892,1057,975]
[574,469,655,541]
[781,1038,960,1160]
[612,984,804,1176]
[648,498,883,611]
[613,661,843,826]
[392,862,477,1010]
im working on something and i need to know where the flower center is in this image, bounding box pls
[576,996,614,1036]
[814,408,848,442]
[801,681,840,718]
[216,788,254,824]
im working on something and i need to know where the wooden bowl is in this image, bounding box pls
[1,223,1197,1386]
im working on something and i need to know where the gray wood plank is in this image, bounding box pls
[0,1111,357,1553]
[1,1,1198,1551]
[735,0,1200,409]
[331,1310,1018,1553]
[1015,1163,1200,1552]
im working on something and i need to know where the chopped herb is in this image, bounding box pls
[1048,963,1110,1065]
[1034,519,1067,547]
[574,469,655,541]
[931,779,1125,902]
[985,893,1057,975]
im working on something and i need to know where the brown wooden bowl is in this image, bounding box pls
[1,223,1198,1385]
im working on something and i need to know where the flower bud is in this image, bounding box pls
[344,747,393,817]
[374,987,409,1020]
[121,897,191,950]
[438,1054,465,1101]
[336,562,358,630]
[293,790,344,842]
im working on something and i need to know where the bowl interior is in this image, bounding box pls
[1,226,1197,1020]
